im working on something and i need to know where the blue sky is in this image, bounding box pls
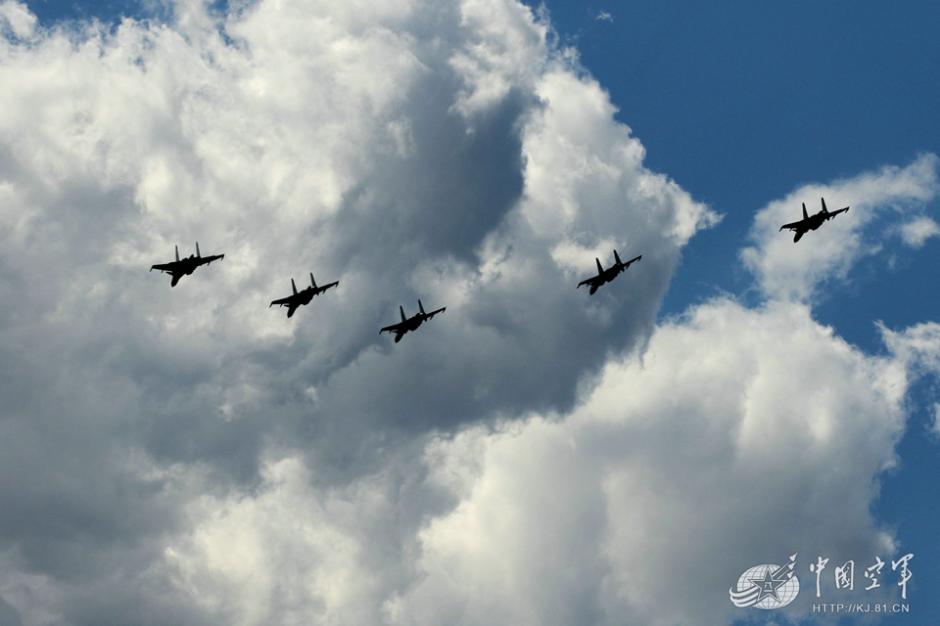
[9,0,939,623]
[528,2,940,623]
[535,1,940,320]
[24,0,152,22]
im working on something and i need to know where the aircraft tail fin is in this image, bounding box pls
[821,197,828,213]
[175,245,179,262]
[291,278,297,295]
[596,258,603,274]
[613,249,622,265]
[196,242,201,257]
[419,299,426,315]
[310,273,317,288]
[802,203,808,219]
[400,305,407,322]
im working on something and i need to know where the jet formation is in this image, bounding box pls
[577,249,642,295]
[270,273,339,318]
[779,197,849,243]
[150,243,224,287]
[151,196,847,343]
[380,300,446,343]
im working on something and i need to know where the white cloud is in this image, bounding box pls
[165,298,914,626]
[166,457,401,626]
[881,320,940,373]
[1,0,937,624]
[0,0,716,622]
[880,321,940,436]
[389,299,906,626]
[898,215,940,248]
[596,11,613,23]
[450,0,547,116]
[0,1,35,39]
[0,0,714,443]
[741,154,940,302]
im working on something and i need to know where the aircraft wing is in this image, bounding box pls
[150,262,180,273]
[270,294,296,307]
[380,321,407,334]
[779,220,804,231]
[424,307,446,320]
[623,254,642,267]
[199,254,224,265]
[829,207,850,217]
[577,275,600,289]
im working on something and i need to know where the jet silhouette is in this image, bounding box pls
[380,299,446,343]
[779,197,850,243]
[270,273,339,318]
[577,249,642,295]
[150,243,224,287]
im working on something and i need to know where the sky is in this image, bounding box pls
[0,1,938,625]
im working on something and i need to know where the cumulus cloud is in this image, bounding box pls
[880,321,940,435]
[389,300,907,626]
[163,299,913,626]
[0,0,35,39]
[898,215,940,248]
[0,0,715,622]
[881,320,940,372]
[741,154,940,302]
[0,0,714,457]
[1,0,936,624]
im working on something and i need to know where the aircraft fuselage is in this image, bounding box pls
[781,199,849,242]
[151,245,224,287]
[380,301,446,342]
[806,213,829,231]
[271,278,339,318]
[791,212,840,241]
[597,265,624,285]
[405,315,425,331]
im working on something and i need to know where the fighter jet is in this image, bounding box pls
[380,299,446,343]
[779,197,850,243]
[269,273,339,318]
[577,249,642,295]
[150,243,224,287]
